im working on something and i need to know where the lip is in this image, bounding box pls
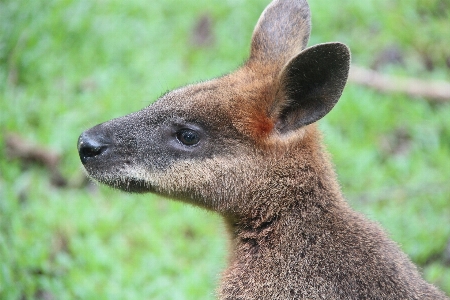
[111,177,152,193]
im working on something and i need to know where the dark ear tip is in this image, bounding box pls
[331,42,351,64]
[308,42,351,80]
[331,43,351,83]
[316,42,351,63]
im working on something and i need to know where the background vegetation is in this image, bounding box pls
[1,0,449,298]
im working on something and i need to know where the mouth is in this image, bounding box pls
[117,177,153,193]
[83,166,153,193]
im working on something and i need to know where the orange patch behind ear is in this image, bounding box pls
[231,92,275,141]
[239,101,275,140]
[228,66,277,141]
[248,112,274,139]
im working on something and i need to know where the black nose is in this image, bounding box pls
[77,131,109,164]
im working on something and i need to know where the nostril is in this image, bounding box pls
[78,133,109,164]
[79,144,107,159]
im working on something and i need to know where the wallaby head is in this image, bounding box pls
[78,0,349,216]
[78,0,448,299]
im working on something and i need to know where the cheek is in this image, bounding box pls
[152,156,258,208]
[155,160,215,194]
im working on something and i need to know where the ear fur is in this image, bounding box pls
[271,42,351,134]
[249,0,311,68]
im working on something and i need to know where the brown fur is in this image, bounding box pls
[78,0,448,298]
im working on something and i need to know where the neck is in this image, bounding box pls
[220,187,348,298]
[218,134,351,298]
[224,173,345,250]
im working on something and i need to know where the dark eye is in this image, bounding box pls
[176,129,200,146]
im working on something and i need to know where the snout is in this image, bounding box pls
[77,129,110,164]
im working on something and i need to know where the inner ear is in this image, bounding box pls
[271,43,351,134]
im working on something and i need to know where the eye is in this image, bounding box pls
[176,129,200,146]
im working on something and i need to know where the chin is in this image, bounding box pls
[86,170,153,194]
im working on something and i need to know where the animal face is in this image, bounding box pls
[78,73,274,210]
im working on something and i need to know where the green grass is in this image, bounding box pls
[1,0,449,298]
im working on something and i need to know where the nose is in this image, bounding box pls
[77,131,109,164]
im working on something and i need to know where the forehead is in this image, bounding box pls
[148,68,277,139]
[148,80,231,129]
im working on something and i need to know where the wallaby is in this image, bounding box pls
[77,0,448,298]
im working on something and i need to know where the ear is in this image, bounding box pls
[271,43,351,134]
[249,0,311,67]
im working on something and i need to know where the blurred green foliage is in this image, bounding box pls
[1,0,449,299]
